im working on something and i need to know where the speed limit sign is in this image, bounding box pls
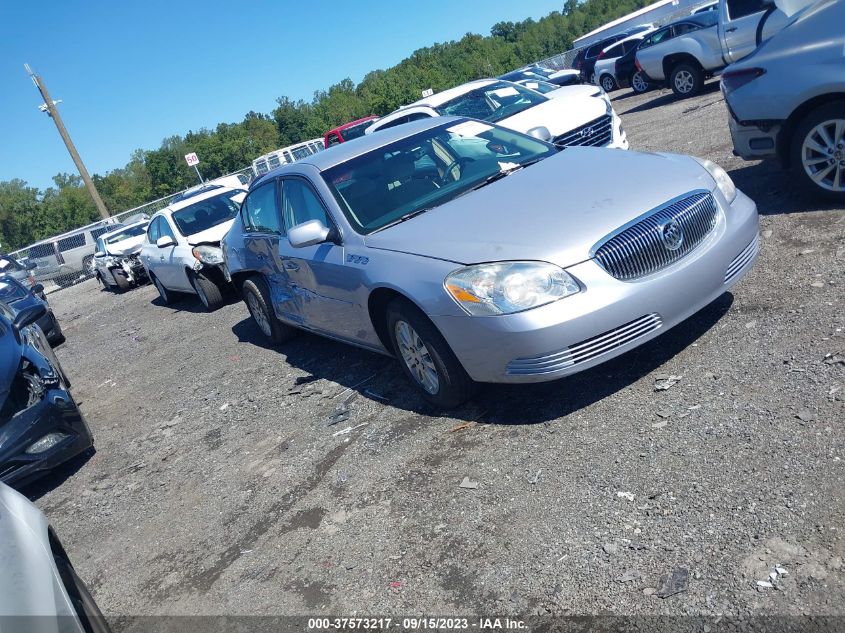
[184,152,199,166]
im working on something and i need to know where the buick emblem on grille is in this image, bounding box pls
[660,220,684,251]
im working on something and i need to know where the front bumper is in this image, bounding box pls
[729,116,781,161]
[610,112,628,149]
[0,388,93,488]
[431,189,759,383]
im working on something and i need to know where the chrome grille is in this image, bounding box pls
[506,314,663,376]
[553,114,613,148]
[594,192,719,281]
[725,234,759,283]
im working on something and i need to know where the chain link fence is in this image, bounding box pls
[8,167,254,294]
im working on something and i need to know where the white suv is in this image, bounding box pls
[140,186,246,311]
[365,79,628,150]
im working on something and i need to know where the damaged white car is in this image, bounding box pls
[93,220,150,292]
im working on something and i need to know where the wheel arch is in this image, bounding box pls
[662,53,704,81]
[367,287,431,355]
[778,93,845,167]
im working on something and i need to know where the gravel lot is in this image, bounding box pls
[28,80,845,623]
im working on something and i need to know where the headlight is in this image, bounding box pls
[445,261,580,316]
[692,157,736,204]
[192,245,224,265]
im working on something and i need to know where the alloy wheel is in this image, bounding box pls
[632,72,648,93]
[394,320,439,395]
[601,75,615,92]
[801,118,845,192]
[674,70,694,94]
[247,292,271,337]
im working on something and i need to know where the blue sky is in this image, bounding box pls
[0,0,566,190]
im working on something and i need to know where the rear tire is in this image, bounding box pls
[386,298,476,409]
[669,63,703,97]
[631,70,649,95]
[152,274,174,305]
[600,74,617,92]
[791,101,845,202]
[241,276,296,344]
[190,271,224,311]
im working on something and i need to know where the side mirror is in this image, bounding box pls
[32,283,44,295]
[156,236,176,248]
[288,219,331,249]
[527,126,553,143]
[94,251,106,258]
[12,304,47,332]
[25,260,37,270]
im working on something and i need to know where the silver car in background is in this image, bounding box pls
[223,117,758,408]
[0,482,111,632]
[721,0,844,200]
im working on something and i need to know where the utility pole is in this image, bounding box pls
[24,63,110,219]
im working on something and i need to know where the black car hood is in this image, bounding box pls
[0,320,22,415]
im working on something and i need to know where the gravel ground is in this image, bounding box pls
[26,80,845,623]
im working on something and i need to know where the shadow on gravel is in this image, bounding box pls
[233,293,735,424]
[20,446,96,502]
[729,161,842,216]
[619,81,720,116]
[150,292,239,314]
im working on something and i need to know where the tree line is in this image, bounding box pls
[0,0,645,251]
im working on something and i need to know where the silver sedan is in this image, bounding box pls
[223,117,759,407]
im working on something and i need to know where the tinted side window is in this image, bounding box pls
[673,23,699,36]
[605,43,625,57]
[147,217,161,242]
[242,181,282,234]
[586,43,604,58]
[640,28,671,48]
[326,133,341,147]
[622,40,640,54]
[726,0,768,19]
[159,217,176,240]
[281,179,330,232]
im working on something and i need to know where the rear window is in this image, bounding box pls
[57,233,86,252]
[340,120,374,142]
[0,278,28,303]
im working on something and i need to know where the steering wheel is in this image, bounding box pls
[440,156,474,184]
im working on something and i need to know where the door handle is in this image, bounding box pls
[725,27,737,32]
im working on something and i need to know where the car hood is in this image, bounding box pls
[363,149,716,268]
[0,483,82,621]
[547,84,603,100]
[186,219,236,246]
[501,90,607,136]
[106,234,146,256]
[549,69,581,81]
[0,326,21,413]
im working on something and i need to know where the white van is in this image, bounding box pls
[251,139,325,177]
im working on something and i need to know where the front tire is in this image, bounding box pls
[631,70,649,95]
[152,274,175,305]
[600,74,617,92]
[791,101,845,201]
[386,298,476,409]
[241,276,296,344]
[670,63,703,97]
[190,271,224,311]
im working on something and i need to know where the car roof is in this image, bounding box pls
[253,116,468,182]
[668,11,718,29]
[98,219,149,241]
[399,79,498,110]
[327,116,379,135]
[157,186,244,216]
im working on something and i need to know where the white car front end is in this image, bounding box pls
[500,85,628,150]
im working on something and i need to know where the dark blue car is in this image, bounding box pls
[0,275,64,346]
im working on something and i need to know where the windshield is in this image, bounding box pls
[171,191,243,236]
[0,278,28,303]
[322,120,557,235]
[435,81,547,123]
[341,120,374,141]
[105,224,148,244]
[519,80,558,94]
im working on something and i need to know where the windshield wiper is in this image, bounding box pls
[372,207,433,233]
[469,157,545,192]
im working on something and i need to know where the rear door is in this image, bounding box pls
[720,0,771,63]
[238,179,299,323]
[277,176,362,341]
